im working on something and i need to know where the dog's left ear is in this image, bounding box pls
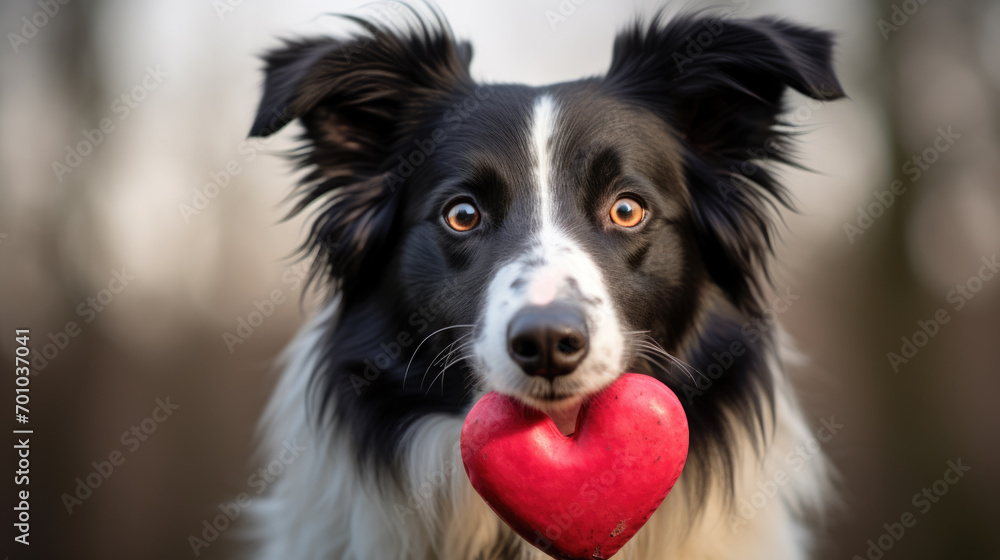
[248,16,473,293]
[606,14,844,309]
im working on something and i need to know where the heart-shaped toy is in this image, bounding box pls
[461,373,689,560]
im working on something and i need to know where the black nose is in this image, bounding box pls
[507,303,589,380]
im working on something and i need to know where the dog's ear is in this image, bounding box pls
[606,14,844,310]
[249,15,473,293]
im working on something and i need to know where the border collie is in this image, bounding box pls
[247,5,844,559]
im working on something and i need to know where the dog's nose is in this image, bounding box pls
[507,303,589,380]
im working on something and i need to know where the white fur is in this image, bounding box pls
[472,95,624,416]
[531,94,558,224]
[251,298,828,559]
[250,94,829,560]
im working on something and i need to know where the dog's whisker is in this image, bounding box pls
[634,343,699,379]
[437,334,473,368]
[425,351,474,396]
[443,340,475,369]
[421,340,474,391]
[428,344,454,370]
[430,334,468,368]
[421,339,471,390]
[642,354,695,386]
[635,350,693,384]
[658,352,706,384]
[636,350,698,387]
[628,334,708,384]
[423,351,459,391]
[403,324,475,385]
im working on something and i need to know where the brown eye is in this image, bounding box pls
[610,197,644,228]
[445,200,480,232]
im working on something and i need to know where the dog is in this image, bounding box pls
[247,5,844,559]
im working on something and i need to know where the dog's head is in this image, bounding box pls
[251,9,842,468]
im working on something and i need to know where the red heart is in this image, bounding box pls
[461,374,689,560]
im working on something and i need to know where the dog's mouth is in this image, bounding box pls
[536,389,576,402]
[516,387,589,436]
[542,398,584,436]
[505,371,625,436]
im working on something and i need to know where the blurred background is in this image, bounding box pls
[1,0,998,558]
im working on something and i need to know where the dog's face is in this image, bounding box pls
[390,89,699,420]
[251,11,842,466]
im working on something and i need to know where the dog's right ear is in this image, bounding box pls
[606,13,844,312]
[248,15,473,292]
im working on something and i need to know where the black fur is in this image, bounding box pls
[250,7,843,505]
[606,12,844,315]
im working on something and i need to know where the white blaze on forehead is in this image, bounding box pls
[468,93,625,405]
[526,95,580,292]
[530,94,559,227]
[527,94,568,305]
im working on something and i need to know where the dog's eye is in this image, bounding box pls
[610,197,644,228]
[444,200,480,232]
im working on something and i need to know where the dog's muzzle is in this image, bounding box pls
[506,301,589,381]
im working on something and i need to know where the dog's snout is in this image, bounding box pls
[507,303,589,380]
